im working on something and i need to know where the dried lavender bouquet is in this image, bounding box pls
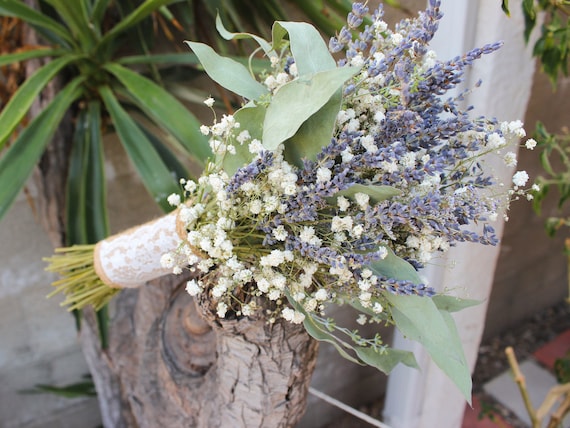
[47,1,533,400]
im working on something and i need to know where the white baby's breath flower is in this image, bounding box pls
[503,152,517,167]
[248,139,264,154]
[160,253,175,269]
[356,314,367,325]
[337,196,350,212]
[200,125,210,135]
[355,192,370,210]
[525,138,537,150]
[204,97,215,107]
[167,193,181,207]
[512,170,529,187]
[216,302,228,318]
[372,302,384,314]
[184,180,197,193]
[272,225,288,241]
[487,132,506,149]
[314,289,328,301]
[316,167,332,183]
[282,307,305,324]
[185,279,202,296]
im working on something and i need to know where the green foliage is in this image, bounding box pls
[503,0,570,86]
[530,122,570,236]
[555,351,570,384]
[0,0,213,226]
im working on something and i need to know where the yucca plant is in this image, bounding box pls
[0,0,214,241]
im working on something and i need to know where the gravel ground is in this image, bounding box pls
[325,300,570,428]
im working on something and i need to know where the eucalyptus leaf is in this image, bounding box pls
[337,183,402,203]
[263,66,359,150]
[284,293,362,365]
[221,102,267,176]
[355,346,418,374]
[432,295,480,313]
[386,293,472,403]
[273,21,336,75]
[185,41,268,100]
[215,14,274,56]
[369,247,423,285]
[283,91,342,166]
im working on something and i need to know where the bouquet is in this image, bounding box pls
[46,0,533,400]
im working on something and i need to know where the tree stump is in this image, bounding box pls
[81,274,319,427]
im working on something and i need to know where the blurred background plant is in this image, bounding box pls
[503,0,570,298]
[499,2,570,426]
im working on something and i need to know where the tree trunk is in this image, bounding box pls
[81,275,319,427]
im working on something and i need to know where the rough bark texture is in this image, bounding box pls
[81,275,319,428]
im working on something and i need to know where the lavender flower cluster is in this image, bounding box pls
[163,1,532,333]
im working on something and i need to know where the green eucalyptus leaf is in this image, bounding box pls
[432,295,480,313]
[386,293,472,403]
[99,86,179,213]
[284,292,362,364]
[263,66,359,150]
[369,247,423,285]
[221,102,267,176]
[0,77,83,222]
[283,91,342,166]
[184,41,269,100]
[105,63,211,163]
[337,183,402,203]
[273,21,336,75]
[355,346,418,374]
[215,14,274,56]
[0,55,78,148]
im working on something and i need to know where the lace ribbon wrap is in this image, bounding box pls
[94,210,182,288]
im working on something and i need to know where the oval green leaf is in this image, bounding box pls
[273,21,336,75]
[185,41,268,100]
[386,293,472,403]
[263,66,359,150]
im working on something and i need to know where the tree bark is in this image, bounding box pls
[81,275,319,428]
